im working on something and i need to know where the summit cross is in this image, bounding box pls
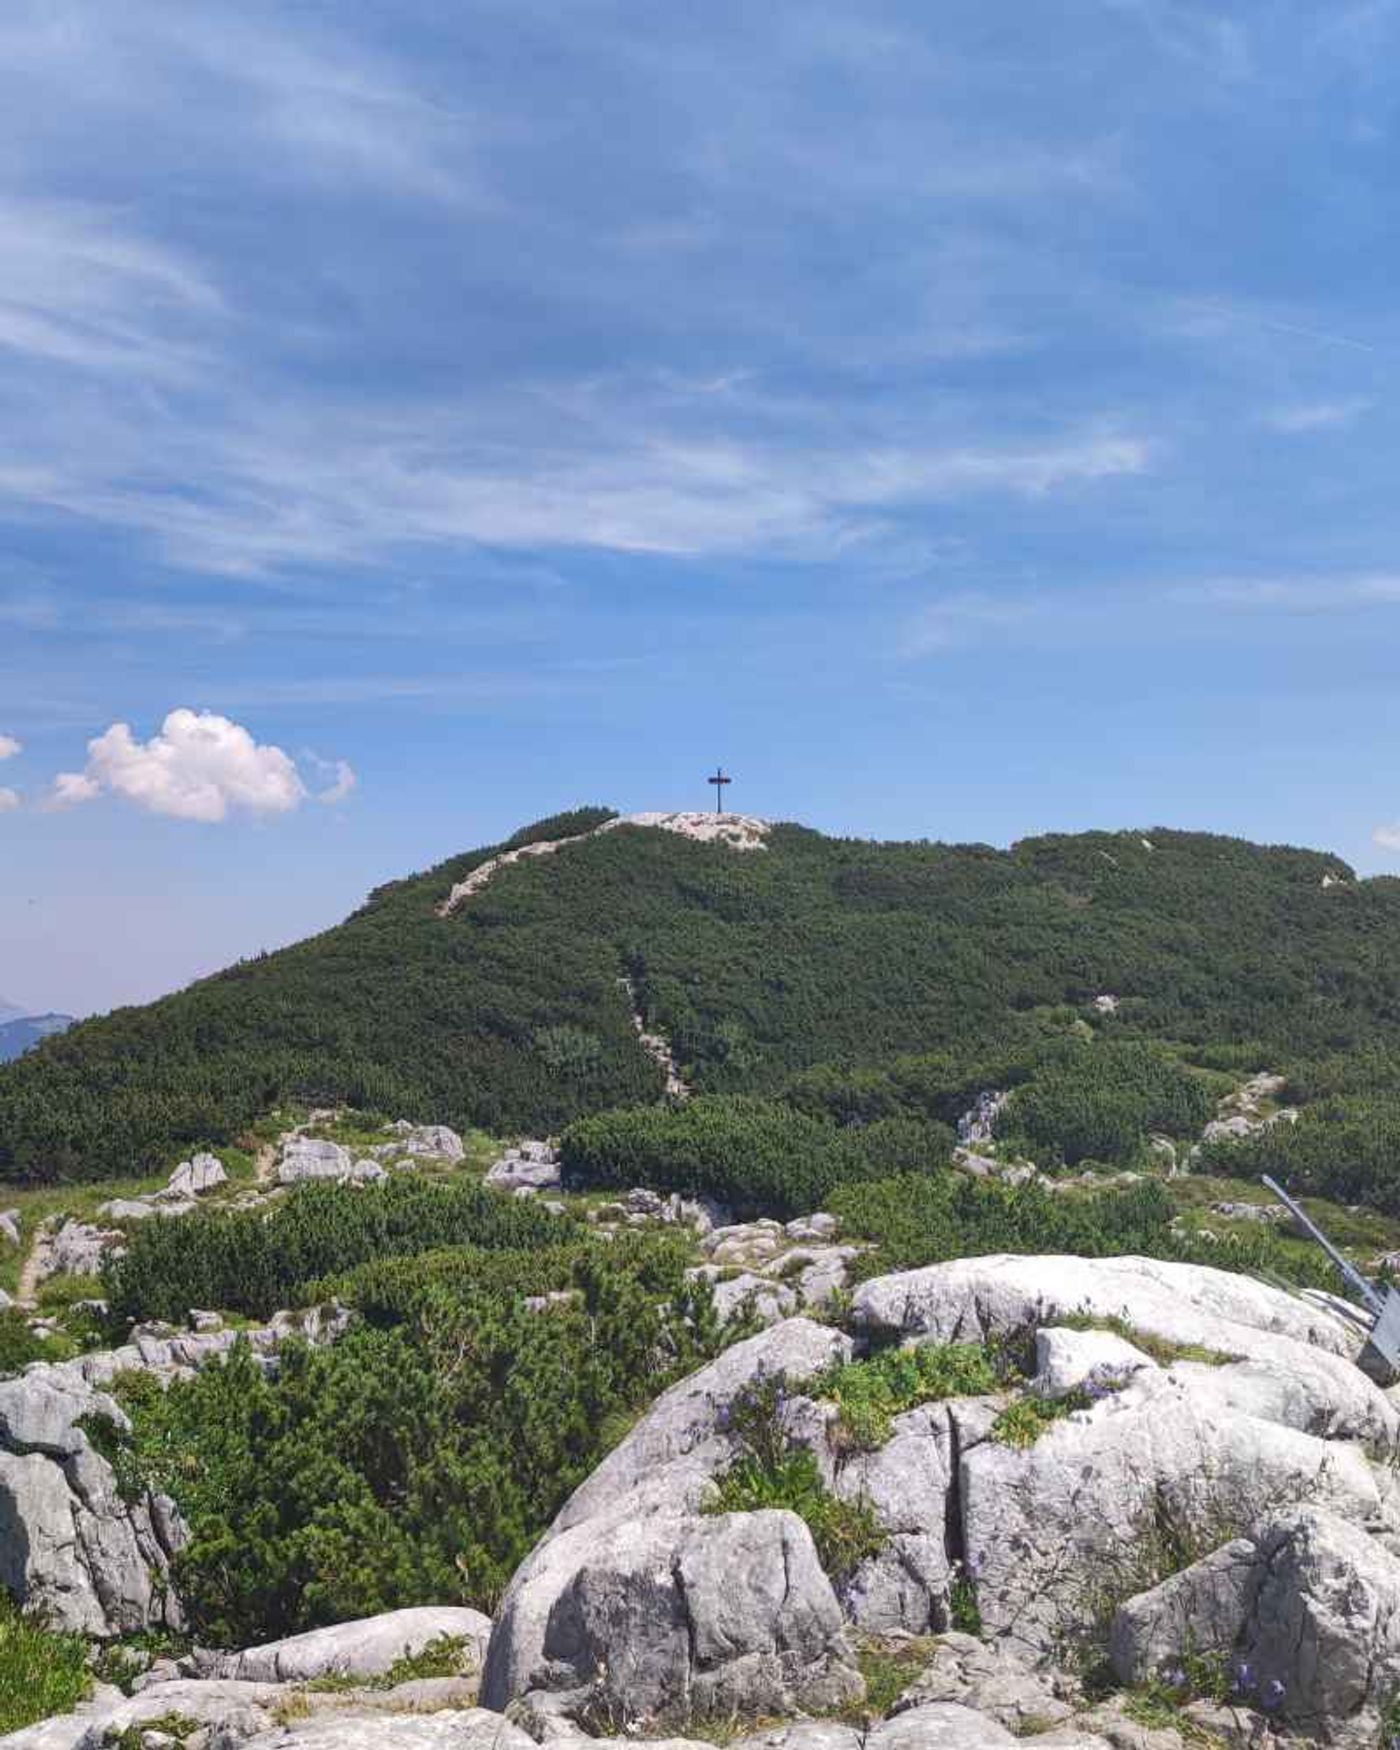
[707,767,732,813]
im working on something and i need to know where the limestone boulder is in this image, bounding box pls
[31,1219,123,1285]
[555,1318,852,1534]
[402,1125,466,1162]
[486,1506,860,1728]
[190,1606,492,1683]
[0,1368,184,1638]
[487,1144,561,1193]
[853,1253,1361,1363]
[277,1137,383,1185]
[164,1150,229,1200]
[221,1715,537,1750]
[1110,1505,1400,1746]
[481,1319,858,1726]
[962,1363,1392,1663]
[832,1404,955,1635]
[1032,1328,1156,1400]
[890,1632,1073,1732]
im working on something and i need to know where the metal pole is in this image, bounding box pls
[1261,1174,1384,1314]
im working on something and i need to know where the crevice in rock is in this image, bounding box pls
[943,1404,969,1582]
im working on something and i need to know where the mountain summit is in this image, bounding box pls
[0,805,1389,1183]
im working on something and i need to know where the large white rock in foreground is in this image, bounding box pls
[480,1319,859,1727]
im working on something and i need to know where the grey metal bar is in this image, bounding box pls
[1261,1174,1385,1315]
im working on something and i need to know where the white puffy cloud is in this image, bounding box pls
[0,787,19,812]
[48,708,314,822]
[0,734,20,760]
[1374,824,1400,853]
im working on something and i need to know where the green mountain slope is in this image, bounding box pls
[2,806,1397,1184]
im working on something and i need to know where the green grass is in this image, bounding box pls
[991,1389,1091,1447]
[1054,1311,1237,1368]
[808,1342,1003,1450]
[109,1715,202,1749]
[853,1637,939,1717]
[708,1448,887,1582]
[0,1600,90,1733]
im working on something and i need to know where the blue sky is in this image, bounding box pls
[3,0,1400,1015]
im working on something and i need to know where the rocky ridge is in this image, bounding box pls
[438,812,769,917]
[12,1248,1400,1749]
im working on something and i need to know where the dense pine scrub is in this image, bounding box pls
[828,1173,1337,1288]
[97,1230,723,1645]
[103,1177,572,1324]
[5,811,1400,1186]
[559,1096,953,1217]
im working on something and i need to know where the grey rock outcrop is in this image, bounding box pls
[189,1606,492,1683]
[0,1370,184,1637]
[493,1506,861,1728]
[853,1251,1363,1366]
[1111,1505,1400,1746]
[164,1150,228,1200]
[1,1687,525,1743]
[867,1702,1015,1750]
[400,1125,466,1162]
[487,1142,561,1193]
[277,1137,385,1185]
[29,1219,124,1285]
[226,1714,538,1750]
[481,1319,858,1727]
[890,1632,1072,1732]
[0,1678,286,1749]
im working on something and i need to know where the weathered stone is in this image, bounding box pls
[731,1726,863,1750]
[165,1151,229,1200]
[708,1272,798,1327]
[834,1405,954,1635]
[867,1701,1015,1750]
[233,1713,538,1750]
[0,1309,348,1639]
[189,1607,492,1683]
[276,1136,353,1183]
[1032,1328,1157,1400]
[31,1219,124,1284]
[486,1506,860,1726]
[963,1364,1391,1662]
[482,1319,858,1724]
[402,1125,466,1162]
[487,1147,562,1193]
[1111,1506,1400,1745]
[891,1631,1073,1731]
[784,1214,839,1244]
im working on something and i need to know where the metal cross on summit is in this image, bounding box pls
[707,767,732,813]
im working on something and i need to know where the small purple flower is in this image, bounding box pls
[1164,1666,1186,1690]
[968,1550,986,1576]
[1234,1661,1256,1695]
[1260,1678,1286,1712]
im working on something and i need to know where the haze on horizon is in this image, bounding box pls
[2,1,1400,1018]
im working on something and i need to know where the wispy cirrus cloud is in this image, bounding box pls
[1266,399,1372,433]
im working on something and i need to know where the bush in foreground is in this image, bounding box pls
[0,1600,89,1733]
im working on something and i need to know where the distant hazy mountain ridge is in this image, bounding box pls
[0,1011,74,1064]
